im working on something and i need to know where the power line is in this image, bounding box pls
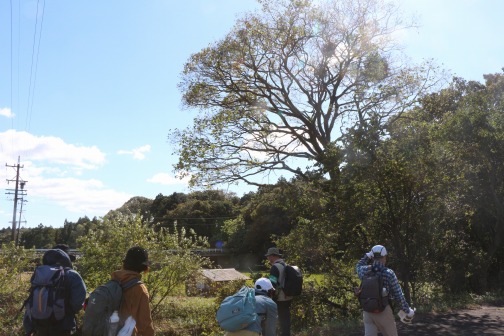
[25,0,46,132]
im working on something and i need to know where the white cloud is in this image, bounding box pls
[0,130,105,170]
[0,107,14,118]
[147,172,190,186]
[0,130,129,223]
[117,145,151,160]
[27,176,132,213]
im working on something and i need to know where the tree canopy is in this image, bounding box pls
[172,0,441,188]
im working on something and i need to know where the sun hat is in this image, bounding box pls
[264,247,282,257]
[255,277,274,291]
[371,245,387,258]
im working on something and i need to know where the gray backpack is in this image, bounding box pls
[24,265,68,325]
[82,278,141,336]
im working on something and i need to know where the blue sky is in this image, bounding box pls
[0,0,503,229]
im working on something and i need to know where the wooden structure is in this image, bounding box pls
[186,268,250,296]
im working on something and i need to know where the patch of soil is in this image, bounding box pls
[396,305,504,336]
[329,305,504,336]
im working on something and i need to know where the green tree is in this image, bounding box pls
[161,190,240,243]
[428,71,504,292]
[222,176,328,257]
[20,224,56,248]
[150,192,188,226]
[172,0,440,190]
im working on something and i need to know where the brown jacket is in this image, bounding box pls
[111,270,155,336]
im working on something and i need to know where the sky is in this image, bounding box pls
[0,0,503,229]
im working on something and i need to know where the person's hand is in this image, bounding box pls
[366,251,374,259]
[407,308,415,318]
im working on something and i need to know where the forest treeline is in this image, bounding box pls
[2,71,504,307]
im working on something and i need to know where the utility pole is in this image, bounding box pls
[6,156,27,243]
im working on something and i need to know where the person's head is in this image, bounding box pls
[42,248,73,268]
[52,244,76,262]
[264,247,282,264]
[123,246,150,273]
[371,244,387,264]
[255,277,275,298]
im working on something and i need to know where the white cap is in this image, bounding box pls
[255,277,274,291]
[371,245,387,257]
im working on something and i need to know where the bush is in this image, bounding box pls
[77,213,211,316]
[0,242,36,336]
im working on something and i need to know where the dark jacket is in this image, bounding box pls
[269,259,292,301]
[23,249,87,334]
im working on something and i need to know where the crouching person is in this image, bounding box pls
[225,278,278,336]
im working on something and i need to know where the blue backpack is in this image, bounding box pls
[216,286,258,332]
[24,265,69,325]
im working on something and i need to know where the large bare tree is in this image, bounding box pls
[171,0,440,188]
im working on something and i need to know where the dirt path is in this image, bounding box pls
[334,305,504,336]
[396,305,504,336]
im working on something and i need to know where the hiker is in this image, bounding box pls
[111,246,155,336]
[223,278,278,336]
[356,244,415,336]
[265,247,292,336]
[23,249,87,336]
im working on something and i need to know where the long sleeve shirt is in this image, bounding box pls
[241,290,278,336]
[356,254,411,312]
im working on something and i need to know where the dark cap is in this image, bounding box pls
[53,244,76,262]
[43,249,73,268]
[265,247,282,257]
[124,246,150,267]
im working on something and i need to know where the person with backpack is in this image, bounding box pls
[111,246,154,336]
[355,244,415,336]
[23,248,87,336]
[219,278,278,336]
[265,247,292,336]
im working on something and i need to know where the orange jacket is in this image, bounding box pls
[111,270,155,336]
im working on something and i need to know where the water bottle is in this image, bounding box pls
[108,310,120,336]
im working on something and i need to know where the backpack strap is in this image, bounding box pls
[118,278,143,311]
[121,278,142,291]
[273,261,287,288]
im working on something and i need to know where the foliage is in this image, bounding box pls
[19,224,57,249]
[77,213,210,316]
[223,177,328,256]
[0,242,36,336]
[172,0,441,188]
[161,190,240,244]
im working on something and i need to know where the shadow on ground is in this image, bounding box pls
[397,305,504,336]
[328,305,504,336]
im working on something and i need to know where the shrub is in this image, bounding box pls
[77,213,211,316]
[0,242,36,336]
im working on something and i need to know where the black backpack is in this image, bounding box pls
[278,263,303,297]
[357,269,388,313]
